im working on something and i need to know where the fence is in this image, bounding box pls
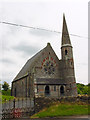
[2,97,35,119]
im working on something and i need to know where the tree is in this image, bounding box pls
[2,81,9,91]
[87,83,90,95]
[82,86,88,94]
[76,83,88,95]
[87,83,90,86]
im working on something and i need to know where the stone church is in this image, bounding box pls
[11,15,77,98]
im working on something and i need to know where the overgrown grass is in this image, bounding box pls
[32,102,89,118]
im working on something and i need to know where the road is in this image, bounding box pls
[2,115,90,120]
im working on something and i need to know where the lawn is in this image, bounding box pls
[31,102,89,118]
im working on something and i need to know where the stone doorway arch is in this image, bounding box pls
[60,85,64,94]
[45,85,50,96]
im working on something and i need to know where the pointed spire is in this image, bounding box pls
[61,14,71,46]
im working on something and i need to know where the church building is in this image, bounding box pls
[11,15,77,98]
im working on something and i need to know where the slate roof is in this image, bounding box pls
[13,47,45,81]
[36,78,67,85]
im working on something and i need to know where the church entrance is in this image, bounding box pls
[60,86,64,95]
[45,85,50,96]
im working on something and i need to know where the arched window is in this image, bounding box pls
[45,85,50,96]
[60,86,64,94]
[65,49,68,55]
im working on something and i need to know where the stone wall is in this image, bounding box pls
[35,96,90,113]
[12,73,34,98]
[35,85,67,98]
[34,43,61,79]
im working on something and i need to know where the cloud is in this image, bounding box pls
[29,29,55,38]
[0,58,15,64]
[12,42,40,56]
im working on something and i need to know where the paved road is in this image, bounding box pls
[2,115,90,120]
[2,118,90,120]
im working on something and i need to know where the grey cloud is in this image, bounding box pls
[12,43,40,56]
[29,29,54,37]
[0,58,15,64]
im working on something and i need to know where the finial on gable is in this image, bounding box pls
[47,42,51,46]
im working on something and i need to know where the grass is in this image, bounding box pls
[31,102,89,118]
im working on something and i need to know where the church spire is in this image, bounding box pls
[61,14,71,46]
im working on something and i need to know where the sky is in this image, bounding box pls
[0,0,88,86]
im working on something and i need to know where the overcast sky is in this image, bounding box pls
[0,0,88,86]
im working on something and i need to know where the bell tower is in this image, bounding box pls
[61,14,77,96]
[61,14,73,60]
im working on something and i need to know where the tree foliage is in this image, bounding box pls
[76,83,88,95]
[2,81,10,91]
[2,89,11,96]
